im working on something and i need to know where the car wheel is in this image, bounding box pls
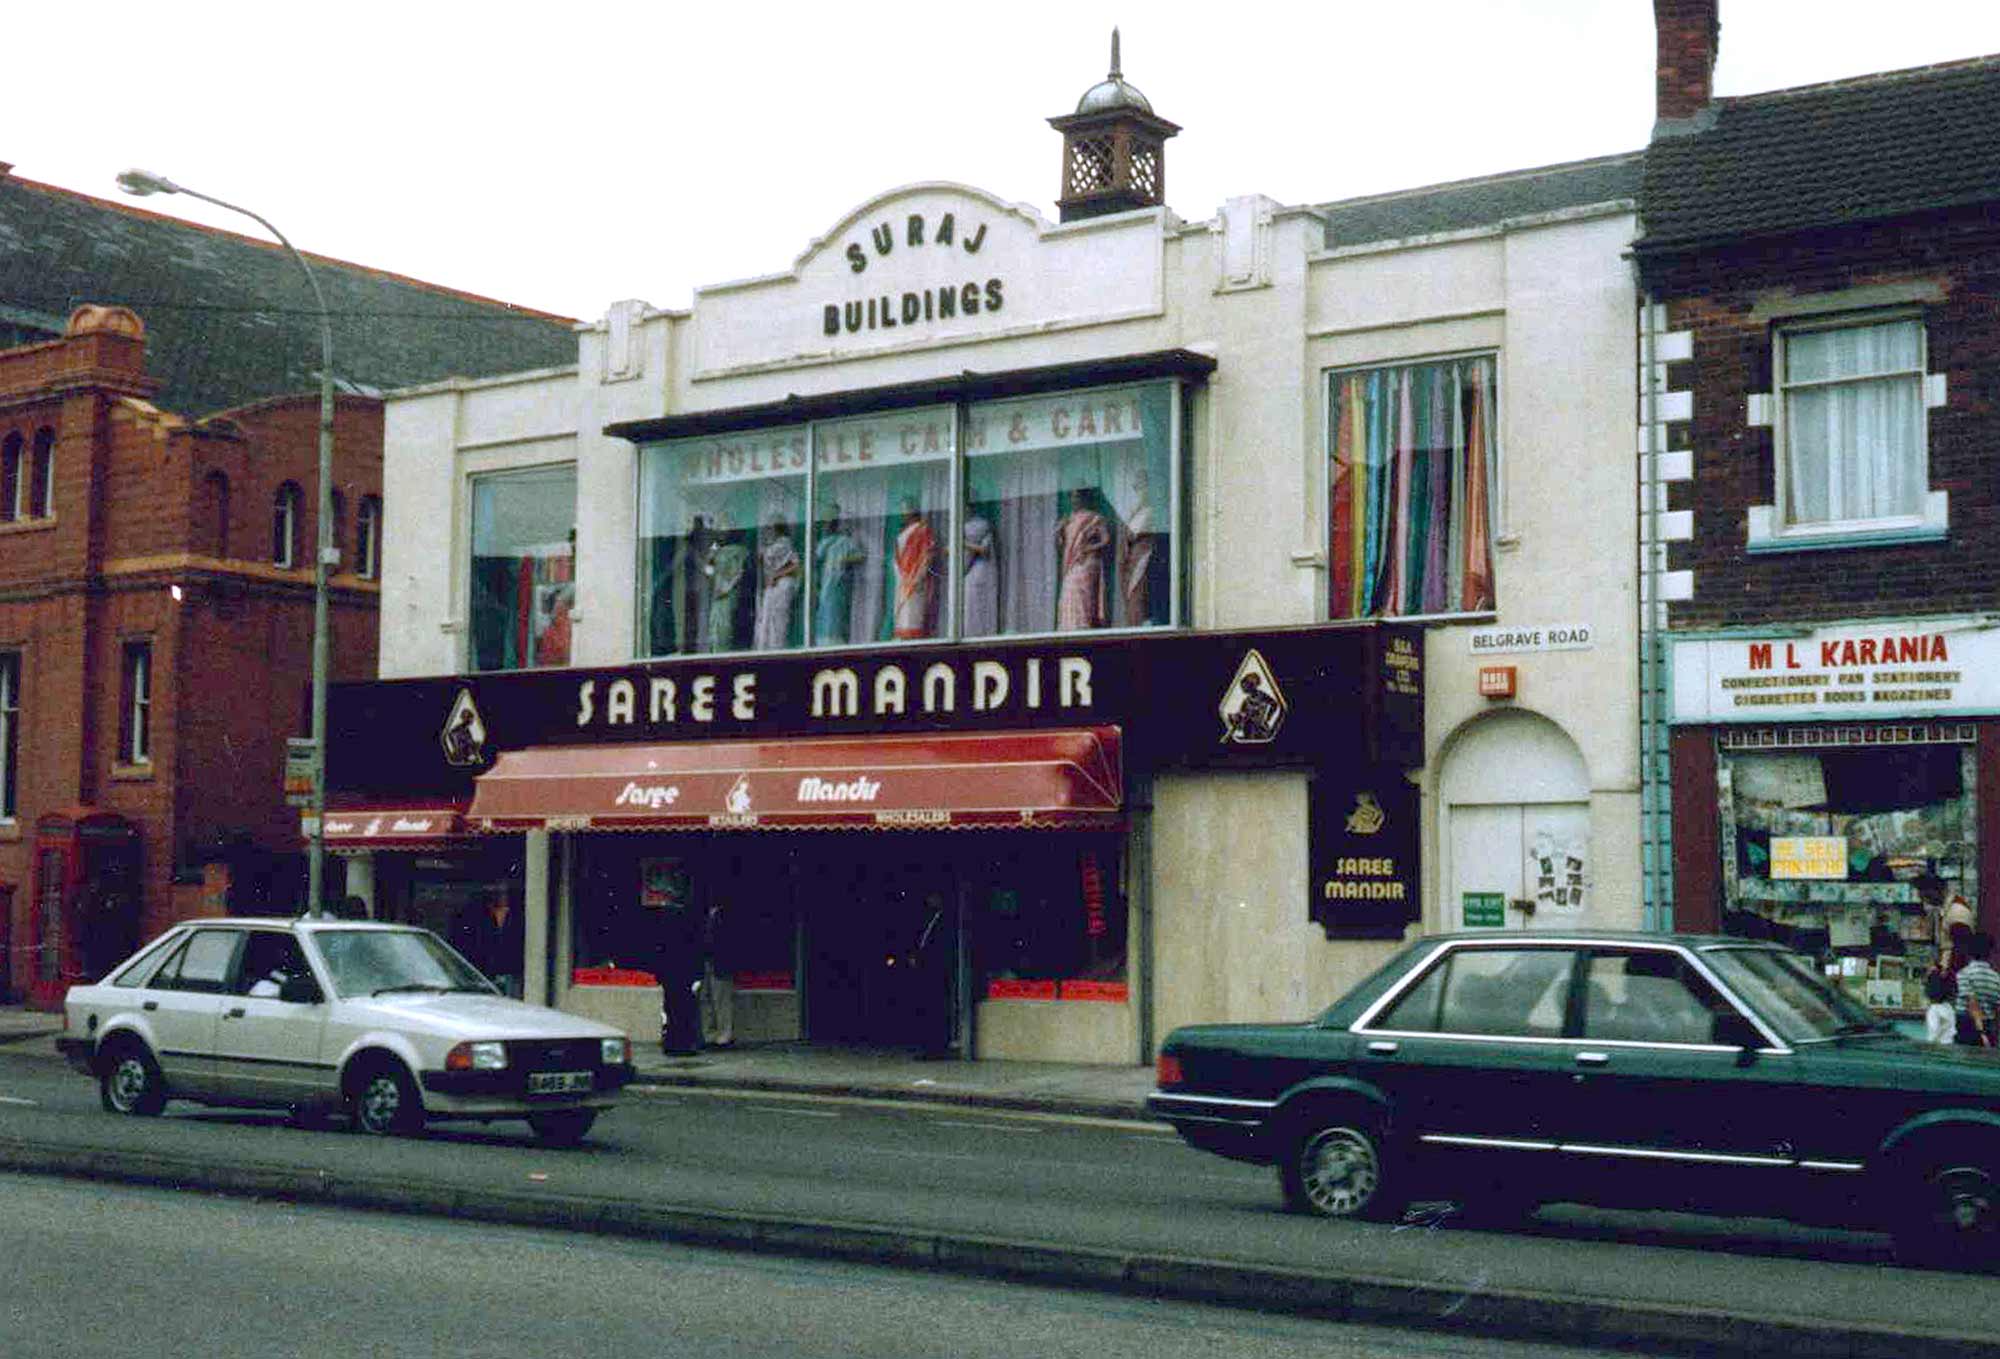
[98,1039,167,1117]
[527,1109,598,1147]
[349,1059,424,1137]
[1893,1151,1999,1269]
[1280,1117,1405,1220]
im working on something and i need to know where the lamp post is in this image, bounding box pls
[117,169,336,919]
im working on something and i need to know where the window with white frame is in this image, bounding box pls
[30,427,54,518]
[120,642,151,766]
[0,432,20,522]
[0,652,17,818]
[1776,316,1927,532]
[273,483,302,567]
[357,496,382,580]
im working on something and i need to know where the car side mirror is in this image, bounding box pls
[1713,1012,1761,1054]
[279,975,323,1005]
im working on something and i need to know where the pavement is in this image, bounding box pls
[2,1001,1996,1359]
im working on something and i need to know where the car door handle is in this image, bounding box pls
[1366,1040,1399,1056]
[1573,1051,1610,1066]
[226,1007,246,1019]
[142,1001,158,1011]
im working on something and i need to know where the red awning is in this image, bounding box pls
[467,727,1122,832]
[304,805,471,849]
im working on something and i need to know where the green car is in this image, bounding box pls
[1147,931,1999,1268]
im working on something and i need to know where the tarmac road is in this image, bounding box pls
[0,1039,1994,1359]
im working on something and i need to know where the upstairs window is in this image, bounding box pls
[470,466,575,671]
[120,641,152,766]
[199,472,231,558]
[356,496,383,580]
[0,652,17,818]
[0,432,19,522]
[1328,355,1498,619]
[273,483,302,567]
[1777,316,1926,531]
[30,427,54,518]
[329,490,347,570]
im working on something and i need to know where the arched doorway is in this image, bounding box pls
[1438,711,1592,932]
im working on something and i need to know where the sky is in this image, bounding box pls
[11,1,2000,322]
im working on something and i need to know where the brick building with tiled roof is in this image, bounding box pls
[0,168,577,1004]
[1634,0,2000,1004]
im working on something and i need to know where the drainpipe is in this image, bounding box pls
[1636,278,1671,932]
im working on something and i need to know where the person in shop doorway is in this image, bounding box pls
[456,879,524,998]
[1924,970,1958,1044]
[653,891,707,1056]
[1954,931,2000,1048]
[907,891,953,1059]
[699,901,735,1048]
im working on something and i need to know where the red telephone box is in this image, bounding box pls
[28,809,142,1011]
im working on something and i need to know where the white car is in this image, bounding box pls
[59,918,634,1145]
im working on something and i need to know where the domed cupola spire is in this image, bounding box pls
[1048,29,1180,223]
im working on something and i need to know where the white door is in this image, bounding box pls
[1449,803,1592,930]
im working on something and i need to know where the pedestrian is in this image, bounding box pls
[455,878,524,998]
[700,901,735,1048]
[1954,930,2000,1048]
[1923,970,1957,1044]
[652,883,705,1056]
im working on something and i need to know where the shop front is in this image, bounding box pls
[326,622,1422,1063]
[1670,617,2000,1017]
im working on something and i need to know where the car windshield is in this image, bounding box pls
[311,929,494,1000]
[1701,946,1883,1044]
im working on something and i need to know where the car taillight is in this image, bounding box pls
[1155,1053,1184,1087]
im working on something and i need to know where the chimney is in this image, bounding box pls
[1654,0,1720,126]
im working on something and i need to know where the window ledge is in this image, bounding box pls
[1746,492,1948,554]
[0,819,19,843]
[0,515,57,536]
[111,761,155,782]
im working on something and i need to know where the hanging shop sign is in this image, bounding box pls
[1310,770,1420,940]
[1671,618,2000,723]
[326,623,1423,803]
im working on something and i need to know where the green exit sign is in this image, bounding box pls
[1462,892,1505,928]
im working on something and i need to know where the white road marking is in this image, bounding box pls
[628,1084,1163,1133]
[0,1096,37,1106]
[929,1120,1041,1135]
[749,1105,841,1119]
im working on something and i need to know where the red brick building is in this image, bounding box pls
[0,170,576,1004]
[1636,0,2000,1014]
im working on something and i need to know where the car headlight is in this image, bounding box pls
[445,1041,508,1072]
[602,1037,631,1066]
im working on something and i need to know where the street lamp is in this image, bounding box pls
[117,168,337,919]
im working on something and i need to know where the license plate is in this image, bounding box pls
[527,1070,593,1094]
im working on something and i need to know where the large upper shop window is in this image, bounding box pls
[469,465,576,672]
[1777,317,1927,534]
[635,381,1179,656]
[1327,355,1497,620]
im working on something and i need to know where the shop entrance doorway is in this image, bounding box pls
[802,840,958,1051]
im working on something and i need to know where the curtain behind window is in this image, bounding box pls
[1329,355,1495,619]
[1782,321,1922,526]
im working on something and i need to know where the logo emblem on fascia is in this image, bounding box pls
[1344,791,1385,836]
[725,774,754,815]
[441,688,489,768]
[1218,648,1288,745]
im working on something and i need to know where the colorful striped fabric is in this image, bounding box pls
[1329,357,1496,618]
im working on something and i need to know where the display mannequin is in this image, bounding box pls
[815,507,865,644]
[1056,487,1110,631]
[705,517,748,652]
[1118,470,1157,626]
[753,519,801,650]
[893,497,937,639]
[963,513,998,635]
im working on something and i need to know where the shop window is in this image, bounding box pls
[0,431,19,522]
[0,651,17,818]
[972,840,1127,1000]
[356,496,382,580]
[1771,316,1930,541]
[811,409,951,645]
[964,384,1174,635]
[637,425,808,657]
[1327,355,1497,619]
[272,482,302,567]
[119,641,152,766]
[468,465,576,671]
[1719,738,1971,1013]
[30,427,54,518]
